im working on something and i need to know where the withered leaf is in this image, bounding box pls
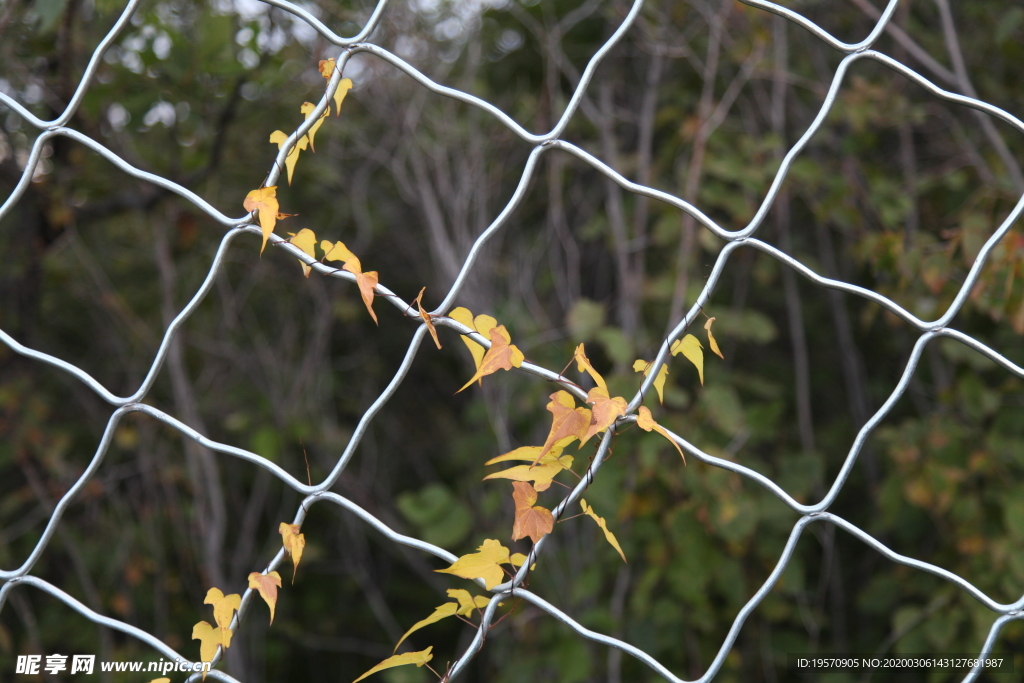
[456,325,524,392]
[582,385,627,445]
[413,287,441,349]
[511,481,554,544]
[247,571,282,625]
[535,390,592,462]
[321,240,378,324]
[279,522,306,583]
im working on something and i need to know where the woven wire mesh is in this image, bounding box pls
[2,0,1024,681]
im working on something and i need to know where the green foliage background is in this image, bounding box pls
[1,0,1023,681]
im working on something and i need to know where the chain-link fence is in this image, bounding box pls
[2,0,1023,681]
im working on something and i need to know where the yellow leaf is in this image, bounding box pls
[535,390,592,462]
[633,359,669,404]
[243,187,279,254]
[204,588,240,648]
[582,386,628,445]
[435,538,510,589]
[319,58,336,79]
[705,316,724,359]
[332,77,353,116]
[580,499,627,563]
[445,588,495,617]
[248,571,282,625]
[353,647,433,683]
[287,228,317,277]
[484,444,568,467]
[192,621,223,673]
[511,481,553,544]
[299,101,328,152]
[449,307,486,375]
[456,325,524,392]
[413,287,441,349]
[509,552,536,570]
[671,334,704,385]
[574,343,606,390]
[147,679,171,683]
[483,460,570,492]
[321,239,356,263]
[394,602,457,653]
[269,130,309,186]
[279,522,306,583]
[473,314,497,339]
[636,406,686,464]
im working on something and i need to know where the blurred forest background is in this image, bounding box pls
[2,0,1024,681]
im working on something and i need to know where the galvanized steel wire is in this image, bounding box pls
[2,0,1023,681]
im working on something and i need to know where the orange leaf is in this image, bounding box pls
[319,58,336,79]
[279,522,306,583]
[705,317,724,359]
[535,390,592,462]
[321,240,378,323]
[510,482,554,544]
[243,187,279,254]
[344,259,379,325]
[287,228,317,277]
[412,287,441,349]
[636,406,686,464]
[204,588,240,648]
[456,325,524,392]
[582,385,627,445]
[247,571,282,625]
